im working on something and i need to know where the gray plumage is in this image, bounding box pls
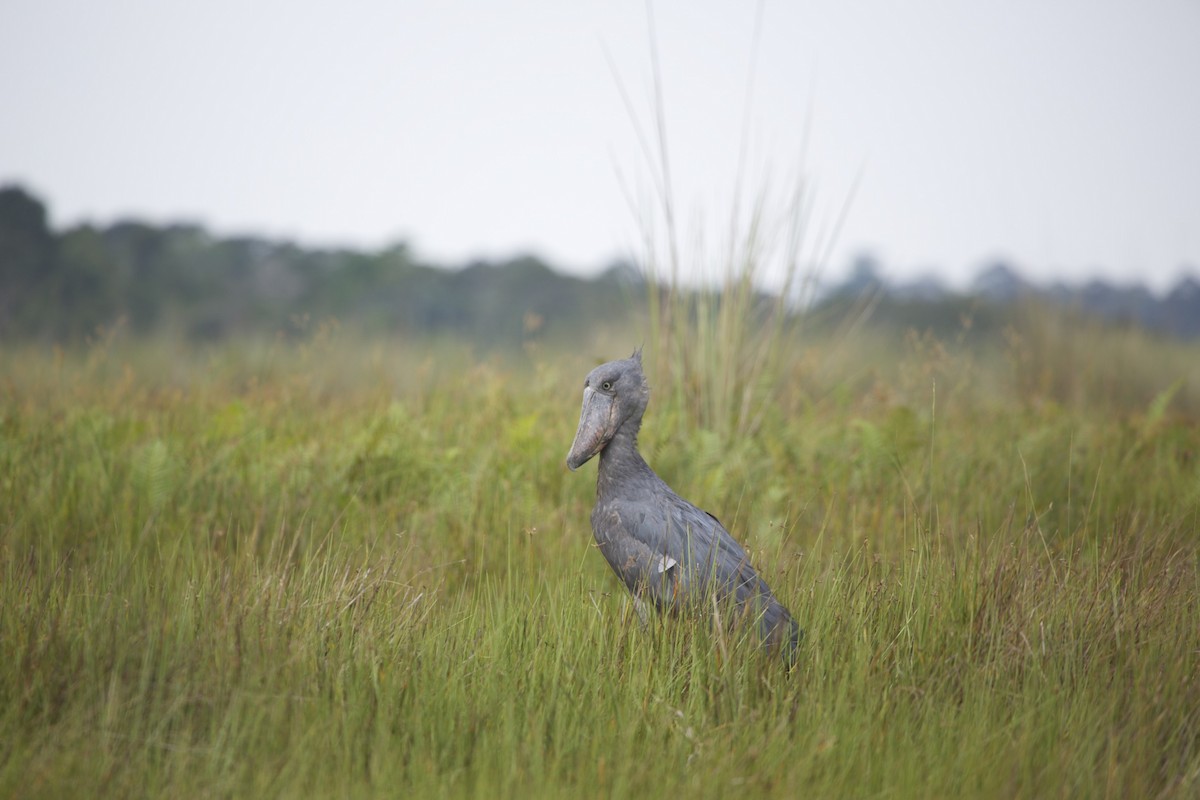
[566,349,800,660]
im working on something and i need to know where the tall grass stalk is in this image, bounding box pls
[607,2,848,445]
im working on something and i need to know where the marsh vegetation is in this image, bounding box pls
[3,303,1198,797]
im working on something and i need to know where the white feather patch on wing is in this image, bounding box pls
[656,554,678,574]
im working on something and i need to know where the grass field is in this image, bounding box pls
[3,312,1199,798]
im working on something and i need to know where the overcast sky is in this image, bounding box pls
[3,1,1198,291]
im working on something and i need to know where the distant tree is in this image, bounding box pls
[56,225,125,338]
[833,253,886,297]
[970,260,1029,302]
[0,185,56,336]
[103,221,174,331]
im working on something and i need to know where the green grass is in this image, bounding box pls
[2,319,1199,798]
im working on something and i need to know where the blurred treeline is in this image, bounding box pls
[5,183,1197,352]
[0,185,635,346]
